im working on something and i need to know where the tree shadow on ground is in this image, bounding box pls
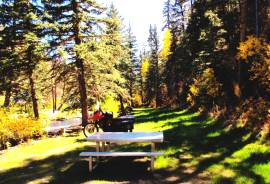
[151,109,264,183]
[0,144,94,184]
[0,145,178,184]
[0,108,268,184]
[135,108,198,124]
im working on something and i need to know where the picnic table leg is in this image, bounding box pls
[105,142,110,151]
[96,141,100,162]
[101,142,105,152]
[151,142,155,171]
[89,156,93,172]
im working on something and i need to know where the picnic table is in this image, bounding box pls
[80,132,164,172]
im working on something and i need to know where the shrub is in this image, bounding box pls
[133,93,142,107]
[0,109,45,149]
[187,68,224,111]
[237,36,270,93]
[230,98,269,132]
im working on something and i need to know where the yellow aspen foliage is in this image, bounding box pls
[190,83,199,96]
[237,36,270,92]
[187,68,223,108]
[141,58,150,78]
[160,28,172,61]
[133,92,142,107]
[237,36,267,60]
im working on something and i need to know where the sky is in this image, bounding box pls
[99,0,166,51]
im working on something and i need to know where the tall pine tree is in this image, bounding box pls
[123,25,137,106]
[147,25,160,107]
[43,0,105,124]
[0,0,46,117]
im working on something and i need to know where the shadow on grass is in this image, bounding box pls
[134,108,265,183]
[0,144,166,184]
[0,144,94,184]
[0,108,268,184]
[135,107,197,124]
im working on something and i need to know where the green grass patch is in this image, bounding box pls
[0,107,269,183]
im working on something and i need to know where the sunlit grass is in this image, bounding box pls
[155,156,179,169]
[0,107,270,183]
[252,163,270,183]
[207,130,223,138]
[0,133,92,171]
[134,108,270,183]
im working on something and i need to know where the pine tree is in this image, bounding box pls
[43,0,105,124]
[96,3,130,111]
[163,0,173,29]
[147,25,160,107]
[236,0,247,98]
[0,0,20,107]
[0,0,46,117]
[140,53,150,104]
[125,25,138,106]
[162,0,189,104]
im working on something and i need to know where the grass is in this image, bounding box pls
[0,107,269,183]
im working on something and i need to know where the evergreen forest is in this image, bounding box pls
[0,0,270,183]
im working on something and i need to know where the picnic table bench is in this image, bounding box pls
[80,132,164,172]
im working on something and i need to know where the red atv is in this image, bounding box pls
[83,109,134,137]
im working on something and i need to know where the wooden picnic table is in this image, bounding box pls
[80,132,164,172]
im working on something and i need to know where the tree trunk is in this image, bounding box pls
[180,4,185,31]
[255,0,259,36]
[240,0,247,41]
[236,0,247,98]
[155,58,160,107]
[25,1,39,118]
[52,84,55,113]
[76,60,89,125]
[72,0,88,125]
[119,94,126,115]
[140,76,144,104]
[28,69,39,118]
[54,84,57,112]
[52,88,55,112]
[190,0,193,15]
[52,84,57,113]
[51,62,57,113]
[3,86,11,107]
[57,81,66,110]
[129,84,134,107]
[262,0,270,38]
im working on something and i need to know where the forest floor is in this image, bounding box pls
[0,108,270,184]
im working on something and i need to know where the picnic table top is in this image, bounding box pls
[86,132,163,143]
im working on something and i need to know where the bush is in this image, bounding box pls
[133,93,142,107]
[0,109,45,149]
[229,98,269,134]
[237,36,270,93]
[187,68,224,111]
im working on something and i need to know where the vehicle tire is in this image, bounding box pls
[83,123,97,137]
